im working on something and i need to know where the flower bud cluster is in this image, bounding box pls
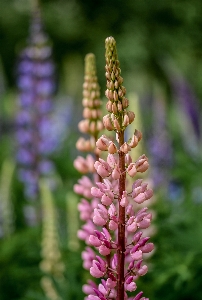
[92,152,149,181]
[74,154,95,174]
[76,53,104,152]
[104,37,135,132]
[96,129,142,157]
[74,53,108,276]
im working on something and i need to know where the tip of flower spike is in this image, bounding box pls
[85,53,95,59]
[85,53,96,76]
[105,36,116,46]
[105,37,118,62]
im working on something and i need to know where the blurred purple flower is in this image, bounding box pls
[142,93,173,189]
[171,76,201,139]
[15,8,57,200]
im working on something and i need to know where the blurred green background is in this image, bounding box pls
[0,0,202,299]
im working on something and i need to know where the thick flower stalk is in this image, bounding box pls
[15,8,56,200]
[85,37,154,300]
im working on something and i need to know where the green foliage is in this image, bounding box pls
[0,227,42,300]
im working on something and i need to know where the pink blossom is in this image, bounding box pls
[78,119,90,133]
[137,212,152,229]
[98,282,108,296]
[106,277,116,289]
[78,198,92,221]
[93,204,108,226]
[83,280,98,295]
[94,159,111,178]
[78,220,96,241]
[89,235,102,247]
[74,176,94,198]
[111,165,121,180]
[107,154,118,168]
[135,155,149,173]
[87,295,101,300]
[91,187,104,198]
[125,278,137,292]
[82,247,96,270]
[141,243,154,253]
[74,156,89,173]
[111,253,118,269]
[120,191,129,207]
[86,154,96,173]
[137,265,148,276]
[108,203,117,217]
[78,198,99,221]
[109,219,118,230]
[101,193,113,206]
[126,217,137,232]
[102,227,111,240]
[93,212,107,226]
[133,291,144,300]
[130,250,143,261]
[132,231,143,243]
[90,257,107,278]
[99,245,111,256]
[134,193,146,204]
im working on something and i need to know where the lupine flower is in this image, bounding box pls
[73,53,105,276]
[15,8,56,200]
[82,37,154,300]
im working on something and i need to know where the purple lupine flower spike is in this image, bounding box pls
[172,76,201,139]
[15,7,56,200]
[146,93,173,189]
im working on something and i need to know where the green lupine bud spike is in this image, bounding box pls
[104,36,135,131]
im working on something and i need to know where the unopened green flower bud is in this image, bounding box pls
[111,72,115,81]
[112,103,118,114]
[113,118,121,131]
[122,97,129,108]
[117,101,122,112]
[118,76,123,85]
[106,101,113,112]
[105,72,111,80]
[113,90,118,101]
[114,80,119,89]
